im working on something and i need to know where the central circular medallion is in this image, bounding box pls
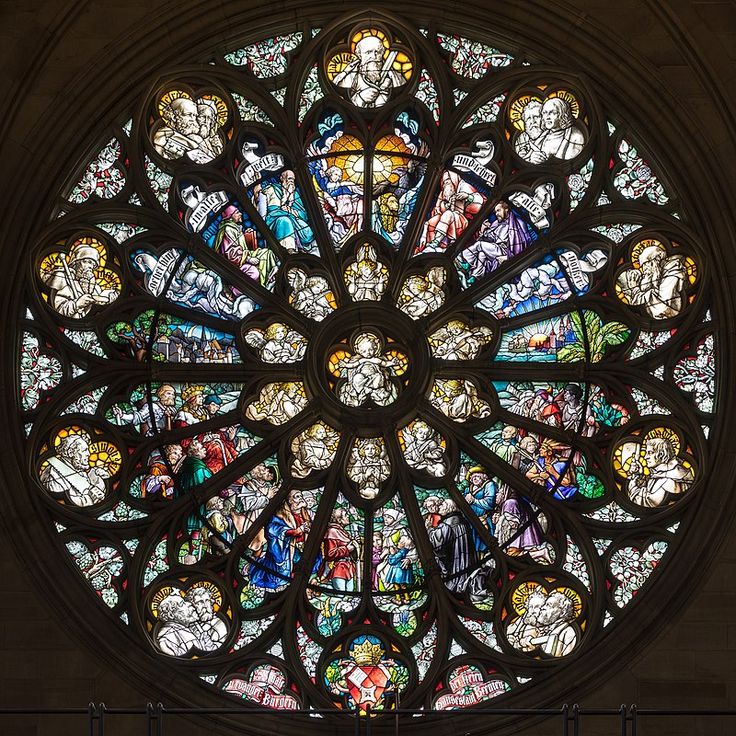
[328,329,407,407]
[306,303,431,432]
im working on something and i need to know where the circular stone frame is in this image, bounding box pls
[305,302,433,432]
[1,3,734,736]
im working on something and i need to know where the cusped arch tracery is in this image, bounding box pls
[15,8,720,729]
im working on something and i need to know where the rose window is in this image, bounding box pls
[16,11,720,728]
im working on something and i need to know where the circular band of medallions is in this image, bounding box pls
[3,4,732,736]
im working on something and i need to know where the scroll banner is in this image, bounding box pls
[509,190,549,228]
[434,679,509,709]
[224,678,300,709]
[240,154,286,188]
[451,154,497,187]
[146,248,180,296]
[188,191,229,232]
[558,250,590,292]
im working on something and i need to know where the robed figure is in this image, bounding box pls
[254,172,315,253]
[428,502,477,594]
[459,202,536,283]
[318,511,358,592]
[249,506,305,589]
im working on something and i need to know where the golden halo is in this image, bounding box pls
[350,28,390,55]
[158,90,192,123]
[150,585,180,617]
[683,256,698,284]
[328,348,351,377]
[393,52,413,81]
[350,329,381,351]
[88,441,122,475]
[95,266,122,292]
[69,236,108,267]
[556,586,583,618]
[511,580,542,615]
[189,580,224,611]
[386,348,409,376]
[547,89,581,118]
[630,238,665,269]
[199,94,229,127]
[613,439,642,476]
[73,236,107,254]
[326,51,356,80]
[39,248,64,279]
[509,94,543,131]
[644,426,681,456]
[53,425,92,448]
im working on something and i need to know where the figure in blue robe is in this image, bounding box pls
[382,546,415,587]
[466,479,497,551]
[254,173,316,253]
[250,513,298,589]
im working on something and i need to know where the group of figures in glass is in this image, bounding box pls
[19,15,715,718]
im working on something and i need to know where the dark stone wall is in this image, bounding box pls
[0,1,734,734]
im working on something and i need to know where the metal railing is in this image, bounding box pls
[1,703,736,735]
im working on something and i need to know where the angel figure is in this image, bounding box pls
[344,244,389,302]
[245,382,307,425]
[401,421,447,476]
[396,266,446,319]
[347,438,391,499]
[309,159,364,244]
[286,268,336,319]
[244,323,307,363]
[291,423,340,479]
[430,379,491,422]
[429,321,494,360]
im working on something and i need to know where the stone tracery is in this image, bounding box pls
[13,8,719,727]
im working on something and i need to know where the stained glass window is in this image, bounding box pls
[17,12,717,721]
